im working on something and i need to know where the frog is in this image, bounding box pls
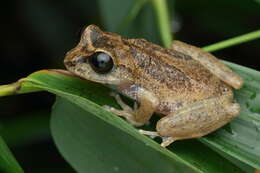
[64,25,243,147]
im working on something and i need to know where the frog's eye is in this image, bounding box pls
[88,52,114,74]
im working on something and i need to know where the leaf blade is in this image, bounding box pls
[11,70,244,173]
[199,61,260,169]
[0,136,24,173]
[51,97,197,173]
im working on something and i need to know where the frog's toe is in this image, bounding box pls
[102,105,113,111]
[139,129,159,138]
[103,104,143,126]
[109,92,133,112]
[102,105,124,114]
[139,129,175,147]
[161,137,175,147]
[102,105,131,117]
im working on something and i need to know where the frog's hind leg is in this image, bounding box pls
[171,41,243,89]
[156,92,240,147]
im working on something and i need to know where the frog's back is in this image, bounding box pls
[125,38,231,114]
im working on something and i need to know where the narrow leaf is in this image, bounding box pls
[0,136,24,173]
[203,30,260,52]
[1,70,244,172]
[200,61,260,169]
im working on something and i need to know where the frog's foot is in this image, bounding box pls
[103,105,143,126]
[102,92,143,126]
[109,92,133,112]
[139,129,175,147]
[139,129,159,138]
[105,90,158,126]
[161,137,176,147]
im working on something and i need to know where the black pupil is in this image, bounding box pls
[88,52,114,74]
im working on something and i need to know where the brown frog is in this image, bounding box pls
[64,25,243,147]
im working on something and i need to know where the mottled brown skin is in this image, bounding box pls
[64,25,243,147]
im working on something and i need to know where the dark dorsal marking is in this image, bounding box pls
[130,47,191,90]
[167,50,192,60]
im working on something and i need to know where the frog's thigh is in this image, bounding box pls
[156,95,240,141]
[171,41,243,89]
[105,89,159,127]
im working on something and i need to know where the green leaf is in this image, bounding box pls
[98,0,161,44]
[51,97,192,173]
[203,29,260,52]
[0,136,24,173]
[99,0,173,47]
[1,70,244,172]
[51,96,243,173]
[200,61,260,169]
[97,0,260,169]
[0,55,260,172]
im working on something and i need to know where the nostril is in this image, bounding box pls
[64,56,88,68]
[76,56,88,64]
[64,59,76,67]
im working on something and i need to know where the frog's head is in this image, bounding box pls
[64,25,135,86]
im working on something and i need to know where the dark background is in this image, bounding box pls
[0,0,259,172]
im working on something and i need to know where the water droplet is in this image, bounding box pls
[222,124,237,137]
[245,102,250,109]
[252,121,260,132]
[250,92,256,99]
[246,93,260,114]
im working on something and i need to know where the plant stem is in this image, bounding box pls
[152,0,172,48]
[0,83,20,97]
[116,0,148,32]
[203,29,260,52]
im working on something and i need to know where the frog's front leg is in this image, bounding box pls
[103,88,159,127]
[171,41,243,89]
[141,91,240,147]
